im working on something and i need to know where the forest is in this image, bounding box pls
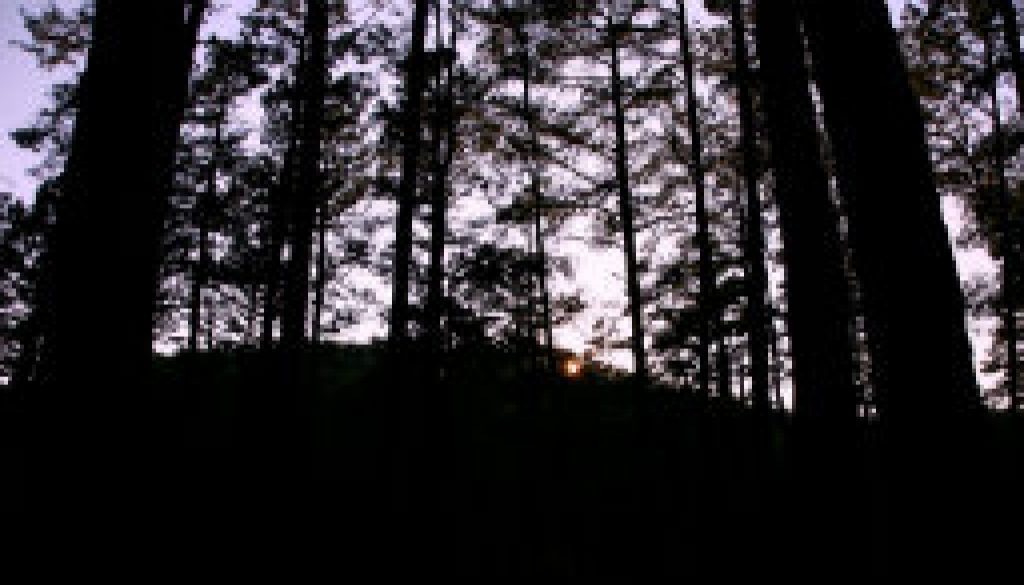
[1,0,1023,577]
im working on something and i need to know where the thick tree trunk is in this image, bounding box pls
[755,0,859,424]
[679,1,714,399]
[756,1,863,571]
[730,0,772,415]
[799,0,983,571]
[610,24,648,388]
[799,0,980,421]
[42,0,206,517]
[51,0,204,401]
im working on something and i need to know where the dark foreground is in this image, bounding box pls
[2,345,1022,578]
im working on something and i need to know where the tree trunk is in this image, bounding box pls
[755,0,859,424]
[390,0,431,349]
[282,0,327,350]
[51,0,204,400]
[730,0,772,415]
[42,0,206,515]
[610,22,648,388]
[312,201,327,345]
[190,102,223,353]
[679,0,714,399]
[799,0,983,570]
[427,1,455,363]
[521,26,554,373]
[262,54,304,351]
[799,0,980,420]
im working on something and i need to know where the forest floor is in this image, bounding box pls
[3,344,1022,577]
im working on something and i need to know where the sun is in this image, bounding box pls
[562,357,583,378]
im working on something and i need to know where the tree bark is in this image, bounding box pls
[282,0,327,350]
[799,0,983,570]
[190,99,223,353]
[390,0,431,349]
[610,22,648,388]
[730,0,772,415]
[679,0,714,399]
[522,24,554,373]
[755,0,859,424]
[42,0,206,515]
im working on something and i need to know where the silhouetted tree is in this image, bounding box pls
[755,0,859,423]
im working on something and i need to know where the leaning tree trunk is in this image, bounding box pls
[799,0,980,425]
[799,0,983,572]
[755,0,863,573]
[755,0,859,425]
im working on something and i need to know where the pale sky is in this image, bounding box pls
[0,0,908,203]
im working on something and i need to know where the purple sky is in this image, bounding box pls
[0,0,908,203]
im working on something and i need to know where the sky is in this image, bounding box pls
[0,0,908,203]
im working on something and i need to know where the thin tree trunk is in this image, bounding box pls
[190,100,223,353]
[610,21,648,387]
[718,333,731,399]
[312,201,327,345]
[390,0,431,349]
[282,0,327,350]
[426,0,453,361]
[521,24,554,373]
[730,0,772,415]
[679,0,714,399]
[262,53,304,351]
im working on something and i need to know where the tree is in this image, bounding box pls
[755,0,859,424]
[678,0,715,398]
[799,0,984,569]
[48,0,207,397]
[390,0,431,350]
[729,0,771,414]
